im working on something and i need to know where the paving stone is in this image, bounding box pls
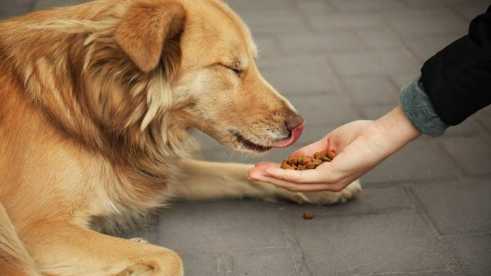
[180,252,233,276]
[34,0,83,10]
[411,178,491,235]
[157,201,291,253]
[154,186,417,275]
[355,28,406,50]
[383,9,468,39]
[308,12,386,32]
[363,137,460,183]
[284,186,416,217]
[453,2,490,21]
[294,0,335,16]
[475,106,491,132]
[444,119,484,137]
[254,34,283,61]
[446,235,491,276]
[402,0,467,10]
[0,0,36,19]
[289,210,454,275]
[239,10,310,35]
[390,74,419,90]
[341,76,399,106]
[328,49,420,76]
[403,33,462,62]
[260,56,342,95]
[367,272,457,276]
[441,136,491,175]
[155,188,417,262]
[289,93,360,125]
[226,0,296,13]
[232,248,305,276]
[328,0,407,12]
[279,31,368,55]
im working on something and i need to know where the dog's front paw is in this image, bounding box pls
[283,180,362,205]
[116,250,183,276]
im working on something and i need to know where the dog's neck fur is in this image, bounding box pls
[0,2,195,226]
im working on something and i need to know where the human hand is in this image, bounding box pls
[249,106,421,192]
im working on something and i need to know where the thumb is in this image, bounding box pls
[290,137,329,158]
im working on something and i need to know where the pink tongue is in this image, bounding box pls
[272,123,304,148]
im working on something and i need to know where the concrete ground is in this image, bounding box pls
[1,0,491,275]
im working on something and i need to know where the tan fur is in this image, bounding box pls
[0,0,361,275]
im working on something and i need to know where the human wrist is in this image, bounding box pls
[373,105,421,154]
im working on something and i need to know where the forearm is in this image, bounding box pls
[420,5,491,125]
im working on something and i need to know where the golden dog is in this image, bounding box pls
[0,0,361,275]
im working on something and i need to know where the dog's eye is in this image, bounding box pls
[221,64,243,76]
[230,67,243,76]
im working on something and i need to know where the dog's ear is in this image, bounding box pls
[115,1,186,73]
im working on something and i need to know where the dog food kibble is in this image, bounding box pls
[303,212,314,220]
[280,151,333,170]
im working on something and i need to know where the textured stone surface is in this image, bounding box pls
[383,9,468,38]
[34,0,85,10]
[403,33,463,61]
[355,28,406,50]
[309,12,386,31]
[475,106,491,132]
[279,31,368,55]
[290,210,454,275]
[328,49,420,76]
[446,235,491,276]
[441,136,491,175]
[341,76,399,106]
[260,56,342,96]
[363,137,460,183]
[0,0,36,19]
[2,0,490,275]
[411,179,491,235]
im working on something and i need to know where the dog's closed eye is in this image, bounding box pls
[219,62,243,77]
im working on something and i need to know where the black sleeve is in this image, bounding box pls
[420,5,491,126]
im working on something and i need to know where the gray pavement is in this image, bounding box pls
[2,0,490,275]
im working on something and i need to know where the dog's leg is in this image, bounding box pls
[21,222,183,276]
[172,159,361,204]
[0,202,40,276]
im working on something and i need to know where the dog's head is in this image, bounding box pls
[115,0,304,153]
[20,0,303,156]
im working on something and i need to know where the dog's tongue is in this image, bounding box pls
[272,123,304,148]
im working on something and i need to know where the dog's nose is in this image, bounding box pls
[285,114,304,131]
[271,113,304,148]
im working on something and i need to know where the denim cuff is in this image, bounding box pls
[400,79,448,137]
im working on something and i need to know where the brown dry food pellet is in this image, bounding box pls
[281,151,333,170]
[303,212,314,220]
